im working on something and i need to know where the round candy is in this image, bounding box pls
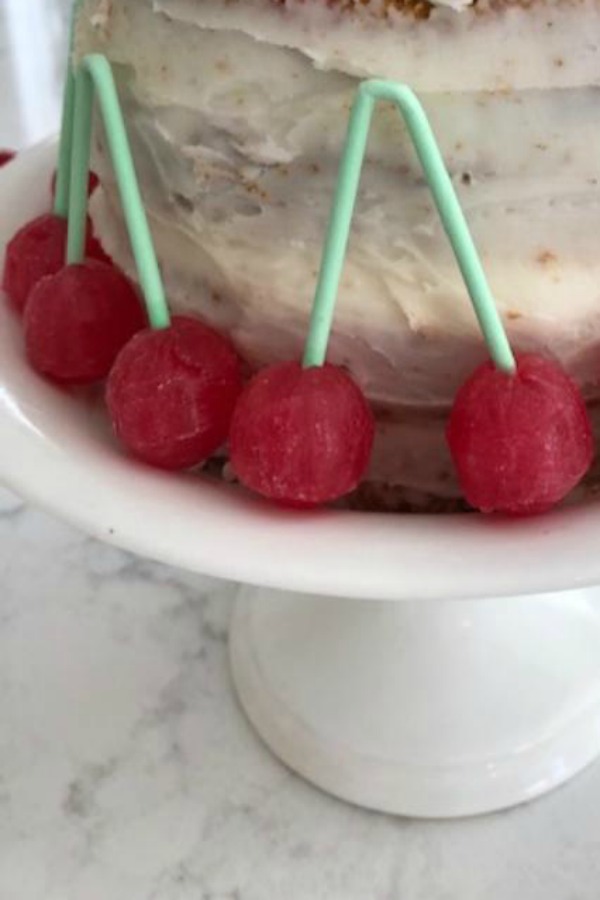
[2,213,107,312]
[0,150,16,168]
[229,361,375,507]
[446,353,594,515]
[24,260,146,385]
[107,316,243,470]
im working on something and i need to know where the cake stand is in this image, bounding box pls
[3,143,600,819]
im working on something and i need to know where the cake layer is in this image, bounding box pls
[79,1,600,181]
[155,0,600,92]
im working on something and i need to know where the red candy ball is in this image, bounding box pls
[0,150,16,168]
[2,213,107,312]
[107,316,243,470]
[229,361,375,507]
[446,354,594,515]
[24,260,146,385]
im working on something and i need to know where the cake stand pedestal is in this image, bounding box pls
[231,587,600,817]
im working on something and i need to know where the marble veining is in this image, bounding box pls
[0,484,600,898]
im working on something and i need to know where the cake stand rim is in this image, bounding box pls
[1,140,599,602]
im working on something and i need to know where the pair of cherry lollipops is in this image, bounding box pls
[1,155,593,515]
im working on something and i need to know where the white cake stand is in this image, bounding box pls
[2,144,600,819]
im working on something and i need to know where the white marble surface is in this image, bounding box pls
[3,2,600,896]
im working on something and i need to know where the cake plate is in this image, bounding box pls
[3,143,600,819]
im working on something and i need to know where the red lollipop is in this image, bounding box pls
[106,316,243,470]
[0,150,16,168]
[24,260,146,384]
[229,360,375,507]
[446,353,594,515]
[2,213,107,312]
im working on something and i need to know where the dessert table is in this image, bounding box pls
[2,2,600,897]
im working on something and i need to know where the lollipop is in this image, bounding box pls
[4,213,105,313]
[54,53,243,464]
[230,361,374,507]
[229,87,389,507]
[447,355,593,514]
[2,0,106,313]
[15,6,144,383]
[343,80,596,512]
[107,316,242,470]
[24,260,145,384]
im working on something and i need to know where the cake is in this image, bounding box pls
[64,0,600,509]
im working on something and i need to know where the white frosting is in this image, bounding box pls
[76,0,600,500]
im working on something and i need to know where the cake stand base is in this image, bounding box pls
[230,586,600,818]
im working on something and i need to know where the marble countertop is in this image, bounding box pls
[2,3,600,897]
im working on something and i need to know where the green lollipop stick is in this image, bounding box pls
[67,53,170,330]
[303,80,516,375]
[54,0,84,219]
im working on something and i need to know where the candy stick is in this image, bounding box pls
[303,80,516,375]
[54,0,84,219]
[67,53,170,330]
